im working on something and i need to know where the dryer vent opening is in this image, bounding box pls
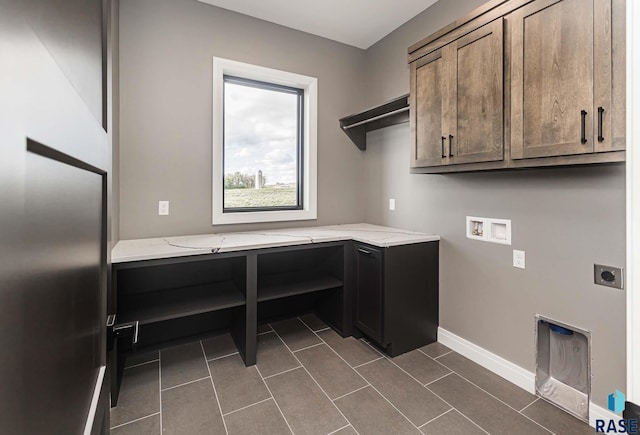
[535,316,591,422]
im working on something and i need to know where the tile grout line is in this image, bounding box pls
[124,358,159,370]
[200,340,229,435]
[326,423,352,435]
[357,340,489,435]
[262,365,303,380]
[424,371,454,387]
[158,349,163,435]
[418,407,454,429]
[270,325,361,435]
[518,397,540,413]
[431,364,552,434]
[110,412,160,430]
[330,384,370,402]
[292,342,325,353]
[416,347,440,361]
[357,338,386,358]
[352,356,384,369]
[424,385,491,435]
[255,363,295,435]
[418,347,560,435]
[207,351,239,362]
[160,376,211,392]
[349,374,426,432]
[416,349,552,435]
[258,330,273,336]
[296,316,331,335]
[432,350,454,360]
[299,320,424,434]
[417,347,452,360]
[222,397,273,417]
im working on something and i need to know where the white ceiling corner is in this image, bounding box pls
[196,0,439,49]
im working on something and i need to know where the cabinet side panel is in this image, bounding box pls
[610,0,626,149]
[385,242,439,356]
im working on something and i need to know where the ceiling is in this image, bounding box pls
[196,0,439,49]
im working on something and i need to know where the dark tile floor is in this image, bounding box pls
[110,315,594,435]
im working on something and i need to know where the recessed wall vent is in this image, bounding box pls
[535,315,591,422]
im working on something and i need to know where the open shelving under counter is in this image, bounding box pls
[109,223,440,407]
[115,255,247,326]
[118,281,245,325]
[257,271,343,303]
[256,243,344,303]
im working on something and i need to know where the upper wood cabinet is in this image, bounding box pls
[411,47,449,167]
[408,0,625,173]
[449,19,504,165]
[509,0,624,159]
[411,19,504,168]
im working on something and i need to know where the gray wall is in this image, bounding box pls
[364,0,626,407]
[117,0,626,408]
[119,0,367,238]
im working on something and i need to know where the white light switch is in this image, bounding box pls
[158,201,169,216]
[513,250,525,269]
[389,198,396,211]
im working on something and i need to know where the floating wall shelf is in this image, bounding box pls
[339,94,409,150]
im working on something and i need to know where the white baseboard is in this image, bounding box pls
[438,327,535,394]
[437,327,618,428]
[589,402,621,428]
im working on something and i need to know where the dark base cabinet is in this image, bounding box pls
[354,241,439,357]
[110,241,353,406]
[110,239,438,405]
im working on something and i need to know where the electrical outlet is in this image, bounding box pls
[389,198,396,211]
[513,250,525,269]
[158,201,169,216]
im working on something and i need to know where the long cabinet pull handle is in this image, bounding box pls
[357,248,372,255]
[448,135,454,157]
[441,136,446,158]
[580,110,588,144]
[597,107,605,142]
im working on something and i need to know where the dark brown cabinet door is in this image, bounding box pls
[510,0,614,159]
[354,244,384,344]
[448,19,504,165]
[410,47,450,168]
[411,19,504,168]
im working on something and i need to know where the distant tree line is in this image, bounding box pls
[224,172,266,189]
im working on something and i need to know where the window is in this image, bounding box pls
[212,58,317,225]
[223,76,303,211]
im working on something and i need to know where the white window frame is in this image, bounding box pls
[212,57,317,225]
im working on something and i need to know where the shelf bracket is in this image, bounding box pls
[339,94,409,150]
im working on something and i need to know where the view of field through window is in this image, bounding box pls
[223,77,301,210]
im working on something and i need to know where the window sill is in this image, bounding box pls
[212,208,317,225]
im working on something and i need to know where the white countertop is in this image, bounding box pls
[111,223,440,263]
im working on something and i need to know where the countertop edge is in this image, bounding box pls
[112,224,440,264]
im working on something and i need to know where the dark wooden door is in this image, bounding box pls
[354,244,384,344]
[510,0,604,159]
[0,0,112,433]
[411,47,450,168]
[448,19,504,165]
